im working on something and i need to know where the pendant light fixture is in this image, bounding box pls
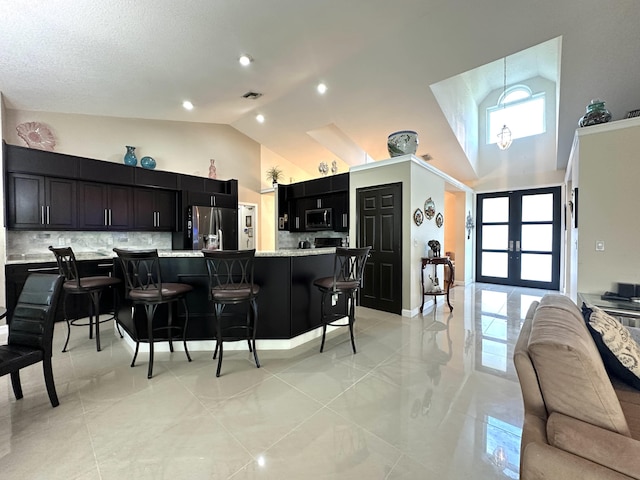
[497,56,512,150]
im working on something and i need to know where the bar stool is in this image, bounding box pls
[313,246,371,353]
[113,248,193,378]
[202,249,260,377]
[49,246,122,352]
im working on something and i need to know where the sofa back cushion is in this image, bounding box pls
[514,300,548,420]
[528,294,631,437]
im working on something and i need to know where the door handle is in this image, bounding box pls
[509,240,514,251]
[515,240,521,252]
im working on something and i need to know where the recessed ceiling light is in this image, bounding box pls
[182,101,194,111]
[256,114,265,123]
[317,83,328,94]
[239,54,253,66]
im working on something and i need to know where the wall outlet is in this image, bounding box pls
[595,240,605,251]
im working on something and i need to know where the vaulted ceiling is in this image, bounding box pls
[1,0,639,186]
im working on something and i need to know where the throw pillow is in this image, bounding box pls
[581,303,640,390]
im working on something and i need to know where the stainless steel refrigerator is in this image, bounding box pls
[184,205,238,250]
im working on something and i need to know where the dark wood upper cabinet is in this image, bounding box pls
[78,158,135,185]
[78,182,133,230]
[3,141,236,234]
[281,173,349,232]
[6,173,76,229]
[134,188,176,231]
[135,168,178,190]
[4,143,79,177]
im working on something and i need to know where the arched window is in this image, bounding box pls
[487,85,546,145]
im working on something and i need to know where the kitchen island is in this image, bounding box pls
[6,249,341,350]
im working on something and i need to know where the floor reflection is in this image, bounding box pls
[0,281,558,479]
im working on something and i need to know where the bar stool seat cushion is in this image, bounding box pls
[128,283,193,301]
[212,284,260,302]
[313,277,360,291]
[63,276,121,292]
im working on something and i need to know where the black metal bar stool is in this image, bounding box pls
[113,248,193,378]
[49,246,122,352]
[203,249,260,377]
[313,246,371,353]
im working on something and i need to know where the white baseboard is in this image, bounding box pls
[117,320,344,353]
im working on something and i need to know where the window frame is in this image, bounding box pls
[486,86,546,145]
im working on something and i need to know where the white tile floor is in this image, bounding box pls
[0,283,556,479]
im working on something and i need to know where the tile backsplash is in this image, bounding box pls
[7,231,172,256]
[277,231,347,249]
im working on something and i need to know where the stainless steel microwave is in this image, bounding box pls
[305,208,332,230]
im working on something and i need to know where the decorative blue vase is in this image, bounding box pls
[141,156,156,170]
[124,146,137,166]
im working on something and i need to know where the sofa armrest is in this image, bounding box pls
[522,442,635,480]
[547,412,640,479]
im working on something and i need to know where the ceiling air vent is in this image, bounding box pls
[242,92,263,100]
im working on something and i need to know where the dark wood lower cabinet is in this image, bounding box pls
[114,253,342,341]
[6,252,343,343]
[5,260,117,323]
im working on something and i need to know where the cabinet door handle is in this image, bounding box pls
[28,267,58,273]
[109,209,113,226]
[317,199,321,208]
[46,205,50,225]
[295,217,299,229]
[516,240,521,252]
[343,213,348,226]
[41,206,45,225]
[509,240,514,251]
[212,195,216,207]
[156,211,160,227]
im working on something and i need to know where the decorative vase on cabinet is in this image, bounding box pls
[579,99,612,127]
[141,156,156,169]
[124,146,137,166]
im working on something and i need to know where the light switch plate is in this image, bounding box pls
[595,240,605,251]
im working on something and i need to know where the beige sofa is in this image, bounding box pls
[514,294,640,479]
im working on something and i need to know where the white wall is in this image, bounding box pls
[572,118,640,294]
[350,155,449,315]
[473,76,564,192]
[5,109,262,204]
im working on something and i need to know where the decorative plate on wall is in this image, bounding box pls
[16,122,56,151]
[413,208,424,226]
[424,197,436,220]
[435,212,444,228]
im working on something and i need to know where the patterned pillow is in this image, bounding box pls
[582,303,640,390]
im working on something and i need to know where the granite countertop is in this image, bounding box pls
[5,248,336,264]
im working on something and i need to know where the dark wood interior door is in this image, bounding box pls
[357,183,402,314]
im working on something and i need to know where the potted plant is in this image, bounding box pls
[266,165,283,187]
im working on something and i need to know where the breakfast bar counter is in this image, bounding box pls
[112,249,340,345]
[6,249,340,347]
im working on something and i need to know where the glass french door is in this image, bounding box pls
[476,187,561,290]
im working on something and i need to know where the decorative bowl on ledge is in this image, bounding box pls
[140,156,156,169]
[387,130,418,157]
